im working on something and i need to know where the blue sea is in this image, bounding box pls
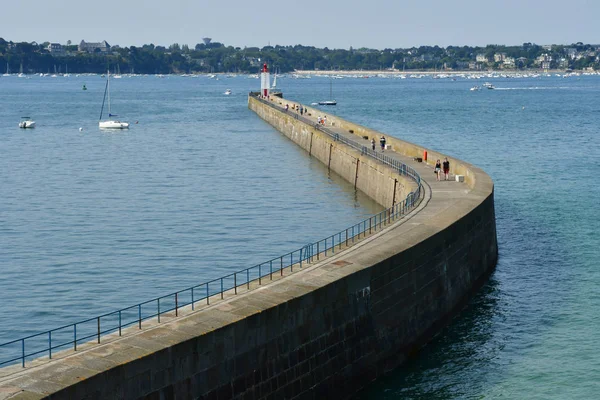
[1,73,599,398]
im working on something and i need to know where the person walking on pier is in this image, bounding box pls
[380,136,386,152]
[435,159,442,181]
[443,157,450,180]
[371,138,376,151]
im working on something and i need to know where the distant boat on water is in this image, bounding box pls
[318,79,337,106]
[19,117,36,129]
[99,71,129,129]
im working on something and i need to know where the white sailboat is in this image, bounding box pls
[99,71,129,129]
[318,79,337,106]
[3,62,10,77]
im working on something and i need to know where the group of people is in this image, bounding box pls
[285,103,305,116]
[434,158,451,181]
[317,115,327,125]
[370,136,387,152]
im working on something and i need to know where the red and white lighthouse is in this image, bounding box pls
[260,63,270,97]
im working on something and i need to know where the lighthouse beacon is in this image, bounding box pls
[260,63,270,97]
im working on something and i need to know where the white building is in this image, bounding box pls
[47,43,65,55]
[494,53,507,63]
[78,40,111,53]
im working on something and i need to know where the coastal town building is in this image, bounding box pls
[47,43,65,55]
[78,40,110,53]
[565,48,578,60]
[536,53,552,66]
[494,53,507,63]
[503,56,516,67]
[476,54,489,63]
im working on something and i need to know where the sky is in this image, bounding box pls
[2,0,599,49]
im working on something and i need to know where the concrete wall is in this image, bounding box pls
[249,96,417,209]
[298,103,478,187]
[0,95,497,400]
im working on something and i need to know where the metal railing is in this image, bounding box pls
[0,96,424,368]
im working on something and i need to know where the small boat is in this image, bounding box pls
[224,89,232,95]
[82,84,87,91]
[318,79,337,106]
[99,70,129,129]
[19,117,36,129]
[318,100,337,106]
[470,86,481,91]
[482,82,495,89]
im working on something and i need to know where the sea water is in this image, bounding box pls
[1,74,600,398]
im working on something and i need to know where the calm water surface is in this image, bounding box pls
[2,74,600,398]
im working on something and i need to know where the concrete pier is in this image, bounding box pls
[0,94,497,399]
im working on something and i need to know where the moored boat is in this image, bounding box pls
[99,70,129,129]
[19,117,36,128]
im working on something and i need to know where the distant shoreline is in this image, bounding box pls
[292,69,577,75]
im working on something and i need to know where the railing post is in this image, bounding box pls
[21,339,25,368]
[175,293,178,317]
[281,257,283,275]
[246,269,250,290]
[191,287,195,310]
[48,331,52,359]
[299,249,303,269]
[339,232,342,249]
[74,324,77,351]
[206,283,210,305]
[157,299,160,323]
[370,217,372,234]
[138,304,142,329]
[234,273,237,294]
[119,311,122,336]
[97,317,100,344]
[221,278,224,299]
[317,241,320,260]
[259,264,262,284]
[270,260,273,280]
[346,228,349,246]
[290,253,293,272]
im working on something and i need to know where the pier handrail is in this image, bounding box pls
[0,96,423,369]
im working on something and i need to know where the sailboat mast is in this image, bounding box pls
[107,70,111,116]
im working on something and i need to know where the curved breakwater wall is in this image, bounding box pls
[0,95,497,400]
